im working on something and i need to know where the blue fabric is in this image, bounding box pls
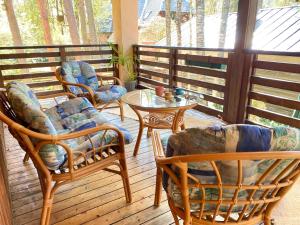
[236,125,272,152]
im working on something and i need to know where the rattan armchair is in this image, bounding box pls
[0,91,131,225]
[55,61,126,121]
[152,131,300,225]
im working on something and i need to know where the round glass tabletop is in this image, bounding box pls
[121,89,198,110]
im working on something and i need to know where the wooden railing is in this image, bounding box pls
[244,50,300,128]
[0,44,117,96]
[133,45,233,117]
[134,45,300,128]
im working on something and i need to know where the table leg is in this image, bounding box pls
[147,127,153,138]
[132,107,144,156]
[172,109,186,133]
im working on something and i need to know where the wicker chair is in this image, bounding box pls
[0,85,132,225]
[55,61,126,121]
[152,130,300,225]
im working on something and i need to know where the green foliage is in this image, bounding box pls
[108,43,138,81]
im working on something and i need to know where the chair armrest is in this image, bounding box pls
[60,81,96,104]
[33,124,126,173]
[152,131,166,160]
[96,73,124,86]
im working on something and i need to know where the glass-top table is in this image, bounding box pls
[122,89,198,156]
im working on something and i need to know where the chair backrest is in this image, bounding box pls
[155,125,300,224]
[57,61,99,95]
[0,89,29,153]
[159,152,300,224]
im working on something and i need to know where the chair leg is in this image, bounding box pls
[154,167,163,206]
[40,187,54,225]
[23,153,30,163]
[169,200,180,225]
[119,158,132,203]
[181,123,186,130]
[119,100,124,121]
[147,127,153,138]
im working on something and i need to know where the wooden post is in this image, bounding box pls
[0,68,4,88]
[169,49,177,91]
[133,45,140,85]
[113,44,120,78]
[224,0,258,123]
[59,47,66,64]
[237,54,256,122]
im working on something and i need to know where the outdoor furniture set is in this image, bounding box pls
[0,61,299,225]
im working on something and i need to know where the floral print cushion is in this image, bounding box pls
[164,124,300,213]
[61,61,99,95]
[95,85,127,103]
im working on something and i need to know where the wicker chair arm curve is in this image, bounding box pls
[156,152,300,165]
[96,73,124,86]
[60,81,95,96]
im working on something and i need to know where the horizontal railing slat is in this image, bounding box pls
[175,76,225,92]
[36,90,64,96]
[139,60,169,69]
[194,105,223,117]
[0,44,111,50]
[3,72,54,80]
[176,65,226,79]
[0,52,60,59]
[28,81,61,88]
[137,76,169,88]
[65,50,113,56]
[251,76,300,92]
[254,60,300,73]
[83,59,111,64]
[249,91,300,111]
[177,54,228,65]
[138,68,169,79]
[95,67,114,73]
[1,62,61,70]
[138,51,170,58]
[247,106,300,128]
[135,44,234,52]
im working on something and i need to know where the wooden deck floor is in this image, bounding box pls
[4,111,300,225]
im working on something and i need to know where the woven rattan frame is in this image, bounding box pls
[0,91,131,225]
[55,66,125,121]
[152,131,300,225]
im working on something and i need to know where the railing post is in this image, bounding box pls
[112,44,120,78]
[223,0,258,123]
[59,46,66,64]
[133,45,140,85]
[0,68,4,88]
[169,48,177,91]
[236,53,256,123]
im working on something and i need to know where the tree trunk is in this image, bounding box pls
[85,0,98,44]
[63,0,81,44]
[3,0,23,48]
[195,0,205,47]
[175,0,183,46]
[36,0,53,45]
[78,0,89,44]
[165,0,171,46]
[218,0,230,49]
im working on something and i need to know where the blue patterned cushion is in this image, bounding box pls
[95,85,127,103]
[61,61,99,95]
[163,124,300,213]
